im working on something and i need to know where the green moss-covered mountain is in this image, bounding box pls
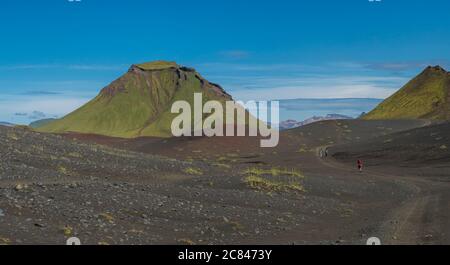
[38,61,235,137]
[363,66,450,120]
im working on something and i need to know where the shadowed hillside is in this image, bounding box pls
[332,121,450,167]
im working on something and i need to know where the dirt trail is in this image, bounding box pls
[315,146,449,245]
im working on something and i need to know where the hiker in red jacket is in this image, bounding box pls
[357,159,363,172]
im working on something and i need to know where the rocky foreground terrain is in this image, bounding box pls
[0,125,307,244]
[0,120,449,245]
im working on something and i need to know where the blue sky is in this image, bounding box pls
[1,0,450,123]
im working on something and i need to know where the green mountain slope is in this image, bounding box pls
[29,118,57,129]
[38,61,235,138]
[363,66,450,120]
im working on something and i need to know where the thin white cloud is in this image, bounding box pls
[67,64,126,71]
[219,50,251,60]
[194,61,415,101]
[198,62,325,72]
[329,60,450,72]
[213,74,408,101]
[0,64,58,70]
[0,64,125,71]
[231,84,396,102]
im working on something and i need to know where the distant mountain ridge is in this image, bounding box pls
[0,122,15,127]
[279,114,353,130]
[364,66,450,120]
[278,98,382,122]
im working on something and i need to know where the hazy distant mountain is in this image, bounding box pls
[279,114,353,130]
[279,98,383,122]
[0,122,14,127]
[364,66,450,120]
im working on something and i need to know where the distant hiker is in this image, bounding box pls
[357,159,363,172]
[319,149,324,158]
[325,148,329,158]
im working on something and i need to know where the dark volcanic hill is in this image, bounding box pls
[38,61,233,138]
[331,121,450,170]
[364,66,450,120]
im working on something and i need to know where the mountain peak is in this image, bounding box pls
[423,65,448,74]
[363,66,450,120]
[37,61,233,138]
[131,61,198,73]
[134,61,179,71]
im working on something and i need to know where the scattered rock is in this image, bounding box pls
[34,223,46,228]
